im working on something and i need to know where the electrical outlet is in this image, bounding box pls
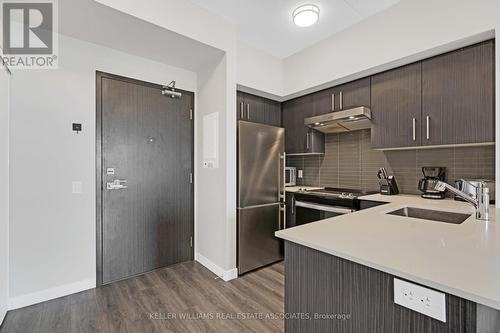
[394,278,446,322]
[298,170,303,179]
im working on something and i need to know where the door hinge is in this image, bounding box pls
[189,173,193,184]
[190,236,193,248]
[189,109,193,120]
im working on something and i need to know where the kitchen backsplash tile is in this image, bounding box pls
[286,129,495,194]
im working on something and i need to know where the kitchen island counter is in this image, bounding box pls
[276,194,500,311]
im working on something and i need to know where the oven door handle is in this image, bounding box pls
[295,201,354,214]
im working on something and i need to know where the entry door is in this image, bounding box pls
[99,73,194,284]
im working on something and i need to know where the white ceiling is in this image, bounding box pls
[58,0,224,72]
[189,0,400,58]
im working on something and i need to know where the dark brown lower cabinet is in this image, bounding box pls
[284,241,499,333]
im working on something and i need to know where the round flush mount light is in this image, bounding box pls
[293,4,320,27]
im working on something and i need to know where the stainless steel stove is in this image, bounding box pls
[293,187,375,225]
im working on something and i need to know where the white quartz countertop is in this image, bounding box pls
[276,194,500,310]
[285,186,323,193]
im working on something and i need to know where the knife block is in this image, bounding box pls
[380,177,399,195]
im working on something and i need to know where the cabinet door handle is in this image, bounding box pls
[339,91,343,110]
[331,93,335,111]
[246,104,250,120]
[426,116,430,140]
[412,118,416,141]
[240,102,244,119]
[306,132,310,150]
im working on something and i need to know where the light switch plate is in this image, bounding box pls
[394,278,446,322]
[72,181,82,194]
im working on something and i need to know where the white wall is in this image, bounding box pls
[283,0,500,96]
[8,34,196,308]
[95,0,236,52]
[236,41,283,98]
[96,0,240,279]
[195,55,236,279]
[0,56,11,324]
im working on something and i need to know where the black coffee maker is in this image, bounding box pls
[418,167,446,199]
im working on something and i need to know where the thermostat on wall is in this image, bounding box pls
[72,123,82,133]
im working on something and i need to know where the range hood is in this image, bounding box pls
[304,107,372,134]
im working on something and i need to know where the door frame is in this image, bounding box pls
[95,71,195,286]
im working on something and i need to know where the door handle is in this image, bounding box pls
[240,102,244,119]
[246,104,250,120]
[107,179,128,190]
[412,118,416,141]
[339,91,343,110]
[331,93,335,111]
[426,116,430,140]
[306,132,310,151]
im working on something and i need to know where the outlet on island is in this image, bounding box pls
[394,278,446,322]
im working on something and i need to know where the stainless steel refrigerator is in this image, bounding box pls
[237,121,285,275]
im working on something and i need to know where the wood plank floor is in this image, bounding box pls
[0,261,284,333]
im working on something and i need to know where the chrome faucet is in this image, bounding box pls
[434,180,490,221]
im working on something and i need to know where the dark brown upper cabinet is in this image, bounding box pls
[311,88,335,115]
[308,78,371,117]
[237,91,281,127]
[422,40,495,146]
[237,91,246,121]
[332,78,371,111]
[282,94,324,155]
[371,62,422,149]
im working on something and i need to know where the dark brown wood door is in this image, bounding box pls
[334,77,371,110]
[371,62,422,149]
[99,73,194,284]
[422,41,495,146]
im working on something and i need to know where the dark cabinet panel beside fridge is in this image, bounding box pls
[237,121,285,275]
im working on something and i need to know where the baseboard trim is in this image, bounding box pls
[8,278,96,310]
[195,253,238,282]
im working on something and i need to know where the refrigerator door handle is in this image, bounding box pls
[278,204,281,230]
[280,204,287,229]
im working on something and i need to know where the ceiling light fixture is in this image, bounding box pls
[293,4,320,27]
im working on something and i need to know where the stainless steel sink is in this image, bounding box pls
[387,207,471,224]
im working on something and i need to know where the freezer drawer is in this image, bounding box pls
[238,204,282,275]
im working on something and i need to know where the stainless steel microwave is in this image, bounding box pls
[285,167,297,187]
